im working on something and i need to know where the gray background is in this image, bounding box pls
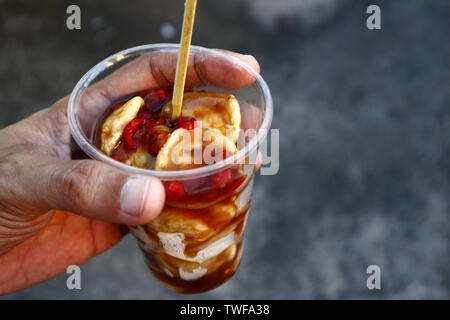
[0,0,449,299]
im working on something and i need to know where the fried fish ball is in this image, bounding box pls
[202,243,237,275]
[149,208,213,240]
[101,96,144,155]
[155,242,237,280]
[184,218,242,257]
[154,127,237,171]
[161,92,241,143]
[125,147,155,169]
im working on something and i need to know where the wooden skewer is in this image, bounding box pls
[171,0,198,122]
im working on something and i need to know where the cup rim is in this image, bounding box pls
[68,43,273,180]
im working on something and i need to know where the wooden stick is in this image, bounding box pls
[171,0,198,122]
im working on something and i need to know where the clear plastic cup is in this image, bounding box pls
[68,44,273,293]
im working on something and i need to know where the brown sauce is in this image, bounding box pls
[94,88,255,293]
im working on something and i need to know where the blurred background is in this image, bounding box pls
[0,0,449,299]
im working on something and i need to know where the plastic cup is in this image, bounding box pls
[68,44,273,293]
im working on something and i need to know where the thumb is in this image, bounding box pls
[2,154,165,225]
[48,159,165,225]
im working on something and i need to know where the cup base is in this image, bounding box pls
[142,243,244,294]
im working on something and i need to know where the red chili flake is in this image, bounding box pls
[148,129,169,156]
[111,156,122,162]
[212,169,233,186]
[222,176,246,197]
[178,117,196,130]
[123,119,148,149]
[157,88,169,100]
[144,92,159,105]
[182,177,210,193]
[204,175,246,202]
[164,181,185,199]
[141,88,157,96]
[144,92,162,112]
[138,111,153,119]
[111,101,126,111]
[146,115,166,127]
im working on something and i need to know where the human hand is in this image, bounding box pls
[0,49,260,294]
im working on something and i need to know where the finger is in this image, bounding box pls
[0,150,165,225]
[211,49,260,74]
[240,101,263,132]
[255,150,262,172]
[82,50,260,112]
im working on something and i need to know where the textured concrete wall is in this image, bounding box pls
[0,0,449,299]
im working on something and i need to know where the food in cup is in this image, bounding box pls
[68,45,273,294]
[93,86,255,293]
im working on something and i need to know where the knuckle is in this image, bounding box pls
[61,160,100,207]
[0,156,20,201]
[0,156,20,180]
[148,53,173,87]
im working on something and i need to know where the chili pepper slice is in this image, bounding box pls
[211,169,233,186]
[146,115,166,127]
[164,181,185,199]
[178,117,196,130]
[123,119,148,149]
[148,129,169,156]
[141,88,157,96]
[139,112,166,125]
[204,175,246,202]
[157,88,172,101]
[144,92,162,112]
[222,175,246,197]
[138,111,153,119]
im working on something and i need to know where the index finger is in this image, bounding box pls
[93,50,259,104]
[74,50,260,125]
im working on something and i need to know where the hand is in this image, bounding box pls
[0,49,261,295]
